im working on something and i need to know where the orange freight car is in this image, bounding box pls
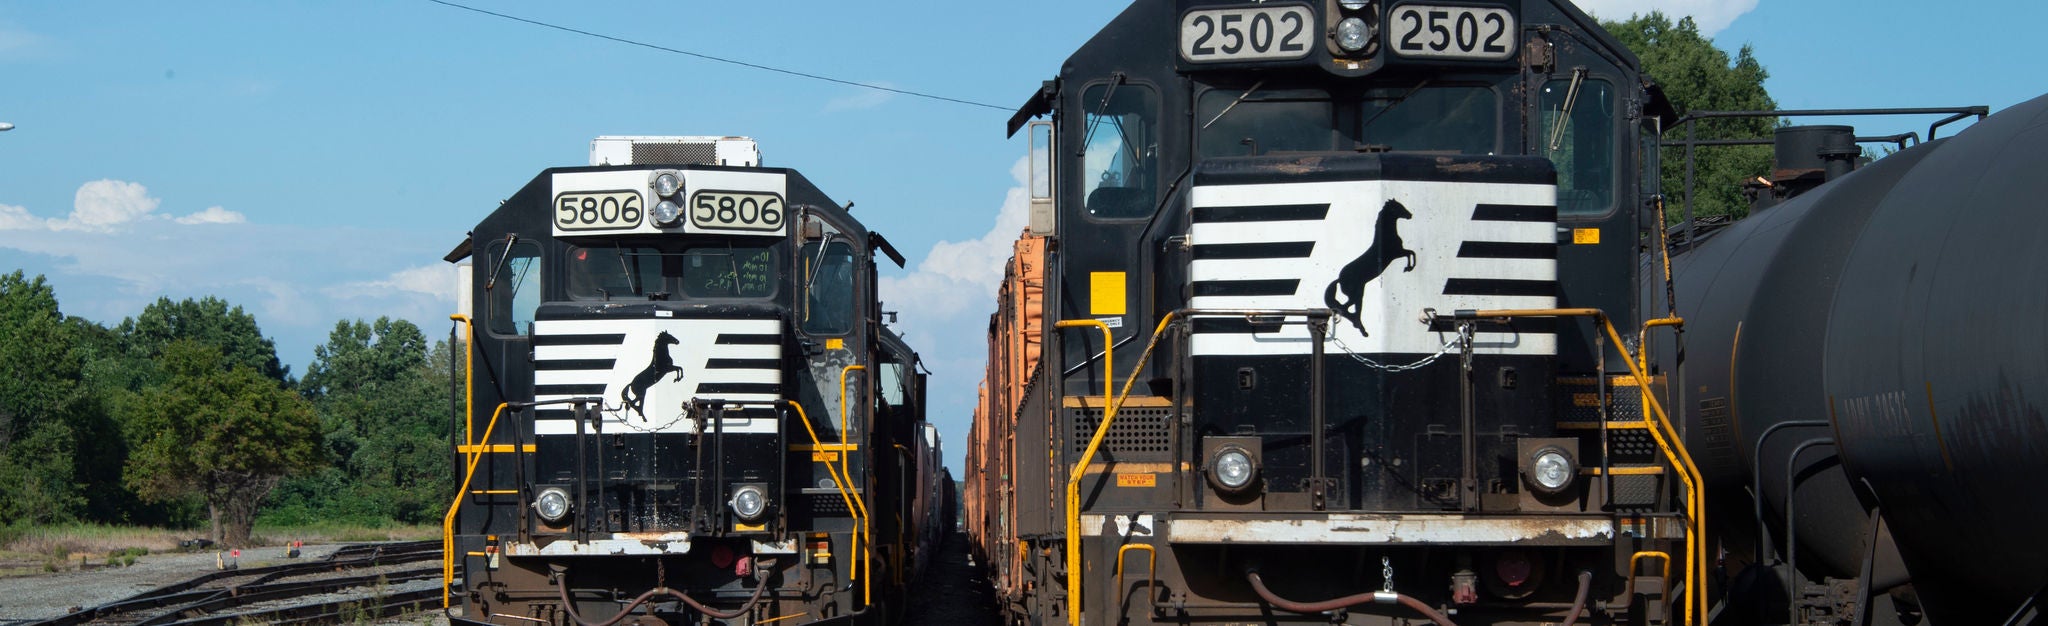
[965,232,1044,608]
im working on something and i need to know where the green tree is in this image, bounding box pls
[120,340,320,546]
[269,318,451,525]
[0,271,88,524]
[1604,12,1778,222]
[118,296,289,385]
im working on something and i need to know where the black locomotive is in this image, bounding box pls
[442,136,945,625]
[970,1,1705,624]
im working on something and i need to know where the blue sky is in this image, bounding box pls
[1,1,2040,472]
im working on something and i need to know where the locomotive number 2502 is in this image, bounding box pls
[689,190,785,232]
[1391,4,1516,61]
[554,190,644,231]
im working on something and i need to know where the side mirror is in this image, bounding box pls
[1028,120,1056,236]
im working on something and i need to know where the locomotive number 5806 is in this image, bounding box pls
[689,190,785,232]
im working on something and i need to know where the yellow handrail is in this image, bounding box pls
[1464,308,1702,625]
[442,402,509,609]
[837,365,872,603]
[1624,550,1675,616]
[1115,544,1157,615]
[1055,313,1177,626]
[442,314,476,609]
[786,400,868,609]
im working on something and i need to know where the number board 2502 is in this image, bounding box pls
[688,190,786,233]
[1390,4,1516,61]
[1180,5,1313,63]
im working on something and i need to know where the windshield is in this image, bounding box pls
[568,245,660,300]
[1362,86,1498,154]
[1198,89,1337,157]
[681,245,775,298]
[565,242,778,301]
[1197,85,1499,156]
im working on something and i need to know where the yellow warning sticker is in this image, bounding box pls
[812,451,840,463]
[1090,271,1127,316]
[1116,473,1156,488]
[825,338,844,350]
[1573,228,1601,245]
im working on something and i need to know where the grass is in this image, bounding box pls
[0,521,439,574]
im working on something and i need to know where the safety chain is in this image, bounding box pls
[1381,556,1395,593]
[1325,317,1462,373]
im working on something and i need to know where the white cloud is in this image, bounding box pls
[877,157,1030,319]
[0,203,38,230]
[0,181,253,232]
[875,156,1036,472]
[0,184,452,376]
[60,179,161,232]
[0,23,50,60]
[1573,0,1759,36]
[326,264,456,300]
[175,206,247,225]
[823,84,896,113]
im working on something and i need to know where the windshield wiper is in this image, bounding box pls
[1359,79,1433,141]
[1201,80,1266,130]
[1547,67,1588,152]
[614,242,638,296]
[1080,72,1126,149]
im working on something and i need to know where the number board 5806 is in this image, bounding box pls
[689,190,785,232]
[1390,4,1516,61]
[554,190,645,231]
[1180,5,1313,63]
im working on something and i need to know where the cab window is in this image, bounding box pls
[566,245,660,301]
[799,241,856,335]
[1198,88,1338,157]
[682,245,776,298]
[1541,78,1617,215]
[486,238,541,336]
[1080,83,1158,219]
[1361,86,1498,154]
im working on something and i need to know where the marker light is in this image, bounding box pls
[730,484,769,522]
[653,172,682,198]
[1528,447,1576,493]
[534,487,571,523]
[1211,446,1257,492]
[1336,17,1374,53]
[652,200,683,227]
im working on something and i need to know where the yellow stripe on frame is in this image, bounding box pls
[457,444,536,454]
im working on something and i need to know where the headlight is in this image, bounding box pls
[652,171,682,198]
[1338,0,1372,10]
[730,484,769,522]
[652,200,683,227]
[534,487,571,523]
[1527,447,1576,493]
[1335,17,1374,53]
[1211,446,1256,492]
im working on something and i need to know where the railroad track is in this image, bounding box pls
[24,541,445,626]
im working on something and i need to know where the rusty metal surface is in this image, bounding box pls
[964,233,1046,606]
